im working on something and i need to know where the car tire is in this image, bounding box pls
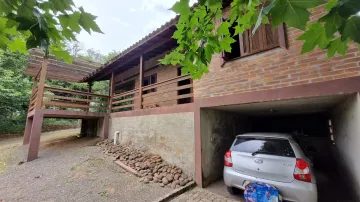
[227,186,240,195]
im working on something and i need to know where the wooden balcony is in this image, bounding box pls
[111,74,193,112]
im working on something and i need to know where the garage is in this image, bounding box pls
[200,93,360,202]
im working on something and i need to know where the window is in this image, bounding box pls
[143,73,157,94]
[232,137,295,157]
[223,21,286,61]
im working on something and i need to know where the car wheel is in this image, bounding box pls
[227,186,240,195]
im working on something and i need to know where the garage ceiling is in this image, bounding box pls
[212,94,350,116]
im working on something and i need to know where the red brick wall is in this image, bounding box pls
[194,5,360,98]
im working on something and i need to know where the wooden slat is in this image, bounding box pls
[43,94,109,104]
[139,54,144,109]
[44,86,110,98]
[35,59,48,109]
[44,101,109,110]
[142,84,193,98]
[113,88,139,99]
[28,104,36,112]
[112,104,135,111]
[142,93,193,105]
[112,96,138,105]
[142,75,191,91]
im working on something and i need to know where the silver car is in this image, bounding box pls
[224,133,317,202]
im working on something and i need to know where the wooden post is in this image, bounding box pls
[109,72,114,112]
[27,110,44,161]
[86,82,93,112]
[35,59,48,109]
[138,54,144,109]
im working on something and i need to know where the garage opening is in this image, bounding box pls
[200,93,360,202]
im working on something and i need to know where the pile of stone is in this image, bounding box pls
[97,140,192,189]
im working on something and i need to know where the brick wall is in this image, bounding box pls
[194,5,360,99]
[113,52,179,109]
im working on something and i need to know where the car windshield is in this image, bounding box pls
[232,137,295,158]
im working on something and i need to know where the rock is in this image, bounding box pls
[171,183,176,189]
[174,174,180,180]
[173,180,180,185]
[144,178,150,184]
[181,174,188,179]
[162,177,169,185]
[166,174,174,182]
[179,180,186,186]
[176,185,180,188]
[179,177,184,181]
[160,183,165,187]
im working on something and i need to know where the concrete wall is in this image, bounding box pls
[332,93,360,200]
[109,112,195,177]
[200,108,248,186]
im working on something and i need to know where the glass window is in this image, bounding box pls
[232,137,295,157]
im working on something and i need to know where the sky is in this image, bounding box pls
[72,0,187,55]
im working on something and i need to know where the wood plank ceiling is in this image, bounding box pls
[25,49,101,83]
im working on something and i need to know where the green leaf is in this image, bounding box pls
[8,39,27,54]
[327,37,348,57]
[17,0,37,17]
[270,0,325,30]
[59,12,81,33]
[220,36,236,52]
[341,15,360,43]
[217,21,231,35]
[79,8,104,34]
[52,50,73,63]
[337,0,360,19]
[319,10,345,37]
[325,0,338,11]
[171,0,190,15]
[297,23,331,53]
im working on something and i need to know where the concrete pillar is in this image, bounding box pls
[27,110,44,161]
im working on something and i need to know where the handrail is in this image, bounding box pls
[43,94,109,104]
[112,96,138,105]
[143,84,193,98]
[44,86,110,98]
[35,66,42,79]
[113,88,139,99]
[142,75,191,91]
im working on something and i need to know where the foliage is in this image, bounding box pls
[0,0,103,63]
[161,0,360,79]
[0,50,31,133]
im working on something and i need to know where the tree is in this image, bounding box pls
[0,0,103,63]
[161,0,360,79]
[0,51,31,133]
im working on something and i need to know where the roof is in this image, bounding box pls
[26,49,101,83]
[83,16,179,82]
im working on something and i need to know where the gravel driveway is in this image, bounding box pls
[0,129,172,202]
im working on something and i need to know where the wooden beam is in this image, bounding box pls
[138,54,144,109]
[44,86,110,98]
[44,101,108,110]
[35,59,48,109]
[109,72,114,112]
[87,37,175,81]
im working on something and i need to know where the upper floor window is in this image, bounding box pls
[143,73,157,94]
[223,22,286,61]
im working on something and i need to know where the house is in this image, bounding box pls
[24,4,360,200]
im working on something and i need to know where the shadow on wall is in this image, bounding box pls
[200,108,249,186]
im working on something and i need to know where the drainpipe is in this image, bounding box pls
[114,131,120,145]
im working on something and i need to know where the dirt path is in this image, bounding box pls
[0,129,172,202]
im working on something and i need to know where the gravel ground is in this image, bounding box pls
[0,129,172,202]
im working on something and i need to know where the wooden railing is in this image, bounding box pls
[41,86,110,112]
[111,88,139,112]
[110,74,193,112]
